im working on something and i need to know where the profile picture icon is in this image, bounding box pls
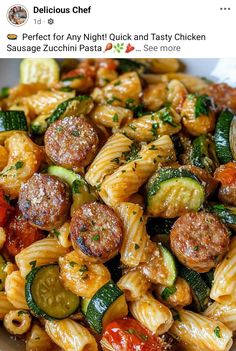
[7,5,28,26]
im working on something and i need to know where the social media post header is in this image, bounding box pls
[0,0,235,58]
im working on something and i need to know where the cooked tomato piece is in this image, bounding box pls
[0,190,13,227]
[101,317,165,351]
[214,163,236,206]
[62,66,95,80]
[4,208,45,256]
[214,162,236,186]
[95,59,118,71]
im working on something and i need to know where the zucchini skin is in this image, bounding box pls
[0,111,28,132]
[190,135,219,173]
[85,281,124,334]
[25,264,80,320]
[207,204,236,228]
[47,95,93,125]
[148,168,201,197]
[159,244,177,286]
[179,266,210,312]
[214,109,234,164]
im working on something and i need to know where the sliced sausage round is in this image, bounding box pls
[5,208,45,256]
[44,116,99,170]
[70,202,122,262]
[19,173,71,231]
[170,211,230,273]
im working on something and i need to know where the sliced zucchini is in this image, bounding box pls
[30,114,50,135]
[0,111,28,143]
[81,297,91,315]
[147,168,205,217]
[20,59,59,86]
[207,204,236,230]
[159,244,177,286]
[190,135,219,173]
[179,265,210,312]
[161,286,177,301]
[202,269,214,288]
[25,264,80,320]
[0,255,6,291]
[47,165,97,212]
[0,87,9,99]
[85,281,128,333]
[229,115,236,160]
[214,109,234,164]
[47,96,94,125]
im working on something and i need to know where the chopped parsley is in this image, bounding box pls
[214,326,221,338]
[114,80,121,86]
[159,108,177,127]
[56,126,63,132]
[171,309,181,321]
[122,142,140,162]
[111,157,120,164]
[129,124,137,131]
[29,261,37,269]
[161,286,177,300]
[134,243,140,250]
[95,183,101,191]
[18,310,28,316]
[71,130,80,137]
[193,246,199,251]
[151,122,159,137]
[195,95,213,117]
[107,96,122,104]
[92,234,100,241]
[79,264,88,274]
[112,113,119,123]
[51,228,60,238]
[69,261,77,267]
[149,145,158,150]
[15,161,24,170]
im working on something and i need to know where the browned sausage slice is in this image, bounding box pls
[170,211,230,273]
[70,202,122,261]
[44,116,99,170]
[19,173,71,231]
[5,208,45,256]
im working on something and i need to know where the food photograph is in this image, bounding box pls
[0,58,236,351]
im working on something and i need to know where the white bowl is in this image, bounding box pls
[0,58,235,351]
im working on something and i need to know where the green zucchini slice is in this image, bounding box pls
[47,165,97,212]
[20,59,59,85]
[159,244,177,286]
[190,135,219,173]
[0,87,9,99]
[0,111,28,132]
[179,266,210,312]
[0,255,6,291]
[30,114,50,135]
[214,109,234,164]
[47,96,94,125]
[147,168,205,217]
[25,264,80,320]
[85,281,128,334]
[0,111,28,143]
[207,204,236,230]
[81,297,91,315]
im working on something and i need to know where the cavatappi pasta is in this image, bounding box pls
[0,58,236,351]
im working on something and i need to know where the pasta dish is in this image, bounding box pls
[0,58,236,351]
